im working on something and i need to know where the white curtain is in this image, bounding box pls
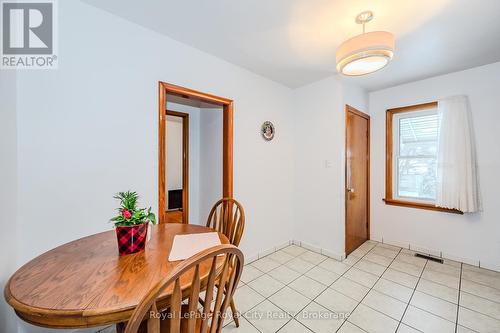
[436,95,480,213]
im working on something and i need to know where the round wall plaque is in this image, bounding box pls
[261,121,275,141]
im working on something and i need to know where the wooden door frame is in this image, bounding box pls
[165,110,189,223]
[159,82,234,224]
[344,105,370,255]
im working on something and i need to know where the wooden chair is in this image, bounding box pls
[205,198,245,327]
[124,244,244,333]
[206,198,245,246]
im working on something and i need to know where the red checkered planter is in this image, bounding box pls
[115,222,148,256]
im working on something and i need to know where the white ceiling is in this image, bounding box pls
[83,0,500,91]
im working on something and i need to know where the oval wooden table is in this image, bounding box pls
[4,223,228,329]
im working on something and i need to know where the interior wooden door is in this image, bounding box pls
[345,105,370,255]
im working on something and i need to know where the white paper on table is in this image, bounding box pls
[168,232,221,261]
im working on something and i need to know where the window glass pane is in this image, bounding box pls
[397,157,437,200]
[399,114,439,156]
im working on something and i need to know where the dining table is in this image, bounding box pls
[4,223,229,330]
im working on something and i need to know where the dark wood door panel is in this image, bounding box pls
[345,106,370,255]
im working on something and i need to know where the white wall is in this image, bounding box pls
[369,62,500,270]
[14,0,294,280]
[199,108,223,224]
[8,1,295,332]
[293,76,367,258]
[0,70,19,333]
[9,2,499,333]
[166,115,183,191]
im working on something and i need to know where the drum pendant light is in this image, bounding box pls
[336,11,395,76]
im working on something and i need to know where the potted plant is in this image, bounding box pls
[111,191,156,256]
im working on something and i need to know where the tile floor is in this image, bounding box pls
[98,241,500,333]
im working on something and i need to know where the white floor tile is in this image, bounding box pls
[370,246,399,259]
[234,285,265,313]
[461,278,500,304]
[343,254,363,266]
[416,278,459,304]
[305,266,341,286]
[373,278,413,303]
[251,257,281,273]
[348,303,399,333]
[319,258,351,275]
[462,268,500,290]
[402,305,455,333]
[299,251,328,265]
[315,288,358,315]
[425,261,461,277]
[455,325,476,333]
[421,269,460,289]
[289,275,328,299]
[362,290,407,320]
[246,300,291,333]
[268,286,310,316]
[344,267,379,288]
[277,319,311,333]
[382,268,419,289]
[268,265,301,285]
[390,260,424,277]
[223,317,261,333]
[284,257,316,274]
[458,306,500,333]
[396,323,421,333]
[331,277,370,302]
[267,250,295,264]
[354,259,387,277]
[297,302,346,333]
[281,245,307,257]
[463,264,500,278]
[460,291,500,320]
[350,248,371,258]
[337,321,368,333]
[395,253,427,268]
[247,274,285,297]
[241,265,265,284]
[410,291,457,322]
[364,253,394,267]
[225,241,500,333]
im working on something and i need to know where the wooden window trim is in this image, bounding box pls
[385,101,463,215]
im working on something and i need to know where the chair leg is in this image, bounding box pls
[230,299,240,327]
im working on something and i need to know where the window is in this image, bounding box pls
[385,102,458,213]
[394,109,439,202]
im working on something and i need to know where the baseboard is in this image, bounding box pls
[298,240,344,261]
[379,237,483,269]
[245,240,345,265]
[480,261,500,273]
[380,238,409,250]
[244,238,497,272]
[245,240,293,265]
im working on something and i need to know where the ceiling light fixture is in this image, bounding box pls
[336,11,395,76]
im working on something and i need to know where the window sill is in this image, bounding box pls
[383,198,463,215]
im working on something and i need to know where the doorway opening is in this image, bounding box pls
[165,110,189,223]
[158,82,233,224]
[345,105,370,255]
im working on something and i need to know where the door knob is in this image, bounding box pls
[347,188,355,193]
